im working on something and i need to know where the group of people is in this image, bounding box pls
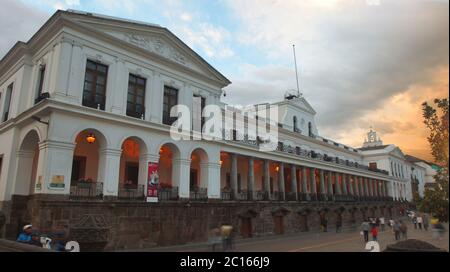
[411,213,429,231]
[360,217,383,242]
[208,224,235,252]
[16,224,68,251]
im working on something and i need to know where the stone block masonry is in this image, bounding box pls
[1,195,409,251]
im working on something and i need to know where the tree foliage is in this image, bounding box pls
[421,98,449,222]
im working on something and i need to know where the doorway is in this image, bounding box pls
[240,218,253,238]
[274,216,284,235]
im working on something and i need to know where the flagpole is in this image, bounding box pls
[293,44,300,98]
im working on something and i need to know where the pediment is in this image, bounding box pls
[62,13,230,86]
[390,146,406,159]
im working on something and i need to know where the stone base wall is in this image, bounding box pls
[1,195,410,251]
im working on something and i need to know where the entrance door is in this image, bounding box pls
[240,218,252,238]
[300,214,308,232]
[71,156,86,182]
[274,216,284,235]
[190,169,198,191]
[125,162,139,186]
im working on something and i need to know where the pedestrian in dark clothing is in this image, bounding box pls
[336,219,342,233]
[400,221,408,240]
[413,217,417,229]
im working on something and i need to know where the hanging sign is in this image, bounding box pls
[147,162,159,203]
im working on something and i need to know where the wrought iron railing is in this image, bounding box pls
[158,186,179,201]
[221,191,233,201]
[118,184,145,200]
[236,191,248,201]
[286,192,297,201]
[190,188,208,201]
[70,181,103,199]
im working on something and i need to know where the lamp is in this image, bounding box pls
[86,133,96,144]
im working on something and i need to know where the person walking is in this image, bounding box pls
[361,219,370,243]
[393,220,401,241]
[400,220,408,240]
[380,217,385,232]
[371,226,378,241]
[389,218,395,231]
[336,218,342,233]
[208,227,221,252]
[423,214,429,231]
[412,216,417,229]
[417,215,423,230]
[220,224,233,252]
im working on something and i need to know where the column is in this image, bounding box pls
[363,177,369,196]
[335,172,342,195]
[348,174,354,195]
[368,178,373,197]
[98,148,122,197]
[327,171,333,196]
[290,165,298,200]
[149,71,163,123]
[384,181,389,197]
[13,150,36,195]
[342,174,348,195]
[34,140,76,196]
[310,168,317,194]
[278,162,285,200]
[231,153,238,199]
[302,167,309,200]
[319,169,325,195]
[353,176,359,197]
[264,160,270,199]
[248,157,255,200]
[204,162,221,199]
[173,158,191,199]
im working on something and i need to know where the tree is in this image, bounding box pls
[421,98,449,222]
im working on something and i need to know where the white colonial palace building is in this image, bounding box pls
[0,10,428,208]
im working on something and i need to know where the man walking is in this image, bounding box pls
[380,217,385,232]
[423,214,429,231]
[361,219,370,243]
[417,215,423,230]
[393,220,401,241]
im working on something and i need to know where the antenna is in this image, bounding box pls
[292,44,300,98]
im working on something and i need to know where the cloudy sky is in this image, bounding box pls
[2,0,448,161]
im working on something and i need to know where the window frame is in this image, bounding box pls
[126,73,146,119]
[82,60,108,111]
[162,85,179,126]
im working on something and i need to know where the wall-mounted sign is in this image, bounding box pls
[49,175,65,189]
[147,162,159,203]
[35,176,43,190]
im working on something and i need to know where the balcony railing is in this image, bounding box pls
[190,188,208,201]
[118,184,145,200]
[70,181,103,199]
[158,186,179,201]
[221,191,233,201]
[286,192,297,201]
[255,191,267,201]
[236,191,248,201]
[270,191,284,201]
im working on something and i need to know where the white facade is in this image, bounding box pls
[0,10,420,204]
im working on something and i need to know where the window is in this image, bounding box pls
[369,162,377,170]
[308,122,313,137]
[162,86,178,125]
[36,65,46,98]
[293,116,299,132]
[126,74,146,118]
[193,95,206,132]
[2,83,13,122]
[82,60,108,110]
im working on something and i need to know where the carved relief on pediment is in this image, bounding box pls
[123,33,189,66]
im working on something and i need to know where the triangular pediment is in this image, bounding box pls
[274,96,317,115]
[389,146,406,159]
[61,11,230,86]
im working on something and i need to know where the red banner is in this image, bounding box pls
[147,162,159,202]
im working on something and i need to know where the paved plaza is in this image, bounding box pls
[140,221,448,252]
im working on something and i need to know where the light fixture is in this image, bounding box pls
[275,166,280,172]
[86,133,96,144]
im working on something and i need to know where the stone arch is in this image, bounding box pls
[14,129,41,195]
[238,209,258,238]
[297,207,311,232]
[118,136,149,199]
[71,127,109,149]
[70,129,109,198]
[272,207,290,235]
[189,148,209,197]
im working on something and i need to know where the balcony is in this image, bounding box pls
[286,192,298,201]
[189,188,208,201]
[158,186,179,201]
[118,184,145,200]
[69,181,103,200]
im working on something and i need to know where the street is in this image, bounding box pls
[139,221,449,252]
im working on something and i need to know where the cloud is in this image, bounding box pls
[0,0,49,58]
[224,0,448,159]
